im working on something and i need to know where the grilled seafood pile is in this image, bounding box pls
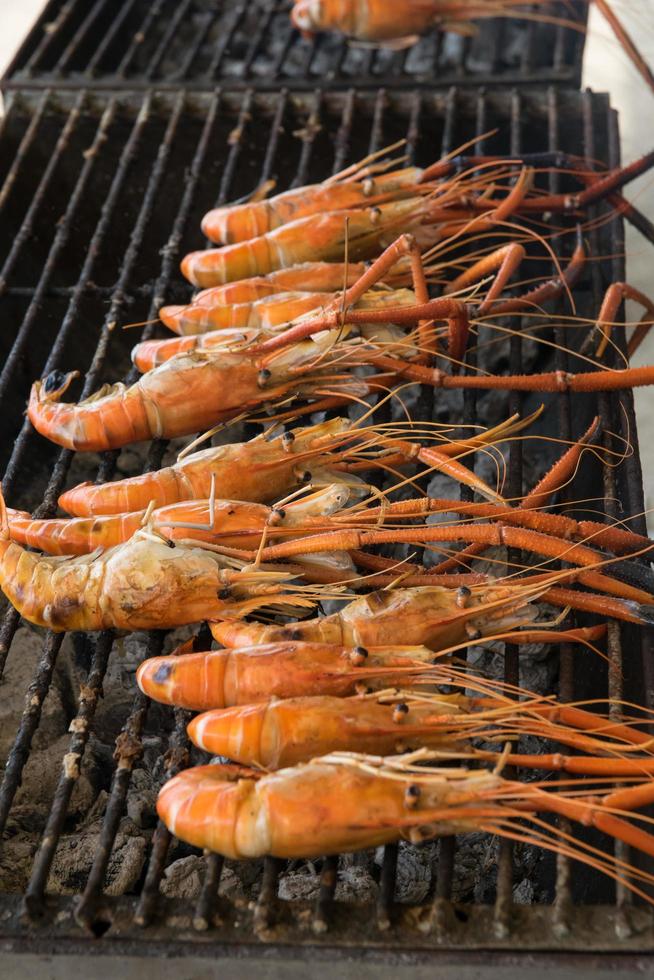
[5,133,654,911]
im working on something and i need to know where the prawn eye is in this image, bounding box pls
[392,702,409,723]
[297,469,312,484]
[153,662,173,684]
[404,784,421,809]
[282,431,295,450]
[43,370,68,393]
[465,624,482,641]
[268,507,286,525]
[349,646,368,666]
[456,586,472,608]
[218,587,232,600]
[257,368,272,388]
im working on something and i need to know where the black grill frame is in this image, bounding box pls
[2,0,588,91]
[0,86,652,964]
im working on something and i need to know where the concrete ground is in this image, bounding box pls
[0,1,652,521]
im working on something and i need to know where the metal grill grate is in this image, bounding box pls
[0,86,652,969]
[2,0,588,91]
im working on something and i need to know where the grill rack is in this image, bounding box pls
[0,85,653,969]
[2,0,588,91]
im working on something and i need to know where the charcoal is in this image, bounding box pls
[160,856,205,899]
[376,841,434,905]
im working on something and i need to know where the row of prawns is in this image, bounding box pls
[5,136,654,906]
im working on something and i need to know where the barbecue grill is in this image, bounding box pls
[2,0,588,90]
[0,84,652,976]
[0,0,653,972]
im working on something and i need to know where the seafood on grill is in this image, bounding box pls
[186,685,654,770]
[190,137,654,285]
[247,232,654,388]
[57,417,357,516]
[5,483,353,556]
[157,751,654,906]
[289,0,654,113]
[158,258,413,328]
[26,329,371,452]
[156,285,417,338]
[0,490,322,631]
[207,564,651,651]
[137,640,445,710]
[290,0,583,45]
[55,411,524,517]
[182,170,534,286]
[139,602,593,711]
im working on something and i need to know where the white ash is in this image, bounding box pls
[278,865,378,905]
[160,859,246,903]
[0,625,68,765]
[0,839,37,894]
[46,832,146,897]
[13,734,106,828]
[126,767,159,829]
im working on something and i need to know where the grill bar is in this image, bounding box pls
[0,95,116,407]
[0,87,651,957]
[3,0,588,91]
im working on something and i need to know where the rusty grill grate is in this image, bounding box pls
[2,0,588,91]
[0,86,652,972]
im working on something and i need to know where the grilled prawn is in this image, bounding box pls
[57,418,355,517]
[0,493,316,632]
[27,330,364,452]
[55,410,519,517]
[181,169,532,287]
[157,752,654,907]
[186,683,649,771]
[6,484,350,556]
[157,286,416,338]
[209,582,543,651]
[136,640,440,711]
[290,1,579,45]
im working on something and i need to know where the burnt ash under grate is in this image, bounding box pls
[2,0,587,90]
[0,86,652,967]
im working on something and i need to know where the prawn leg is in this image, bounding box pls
[584,282,654,359]
[225,523,654,607]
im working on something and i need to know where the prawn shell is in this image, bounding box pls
[210,584,540,651]
[136,642,434,711]
[157,759,480,859]
[57,416,350,517]
[188,695,466,768]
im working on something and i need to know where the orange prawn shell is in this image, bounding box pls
[136,641,434,711]
[210,584,539,650]
[7,499,277,555]
[201,168,423,244]
[29,342,333,452]
[291,0,443,41]
[57,417,350,517]
[181,201,422,287]
[157,760,485,859]
[0,533,260,632]
[188,695,466,768]
[158,292,334,337]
